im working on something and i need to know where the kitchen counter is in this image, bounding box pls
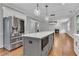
[22,31,54,39]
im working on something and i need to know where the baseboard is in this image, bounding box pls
[0,45,3,48]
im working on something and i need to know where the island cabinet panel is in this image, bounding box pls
[23,32,54,56]
[48,34,53,51]
[23,38,41,56]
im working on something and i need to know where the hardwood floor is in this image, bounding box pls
[49,33,76,56]
[0,46,23,56]
[0,33,76,56]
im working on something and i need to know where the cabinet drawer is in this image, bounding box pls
[10,38,19,43]
[11,37,23,43]
[11,42,22,49]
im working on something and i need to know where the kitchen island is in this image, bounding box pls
[22,31,54,56]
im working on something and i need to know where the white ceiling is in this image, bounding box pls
[3,3,79,21]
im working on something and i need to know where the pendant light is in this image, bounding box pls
[45,4,49,21]
[34,3,40,16]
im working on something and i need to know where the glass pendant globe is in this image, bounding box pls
[34,8,40,16]
[45,16,49,21]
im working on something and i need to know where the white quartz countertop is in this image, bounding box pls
[22,31,54,39]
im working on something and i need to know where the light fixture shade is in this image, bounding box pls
[45,16,49,21]
[34,8,40,16]
[45,5,49,21]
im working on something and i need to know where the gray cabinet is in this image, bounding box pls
[23,33,53,56]
[3,16,24,50]
[23,38,41,56]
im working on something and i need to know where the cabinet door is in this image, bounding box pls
[24,38,41,56]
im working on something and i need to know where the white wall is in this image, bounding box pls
[40,21,49,31]
[26,17,49,32]
[49,24,56,31]
[59,22,68,33]
[3,7,26,19]
[49,19,69,33]
[67,11,78,38]
[0,4,3,48]
[26,16,35,33]
[26,16,40,33]
[65,10,79,38]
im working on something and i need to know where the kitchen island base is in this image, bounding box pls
[23,32,54,56]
